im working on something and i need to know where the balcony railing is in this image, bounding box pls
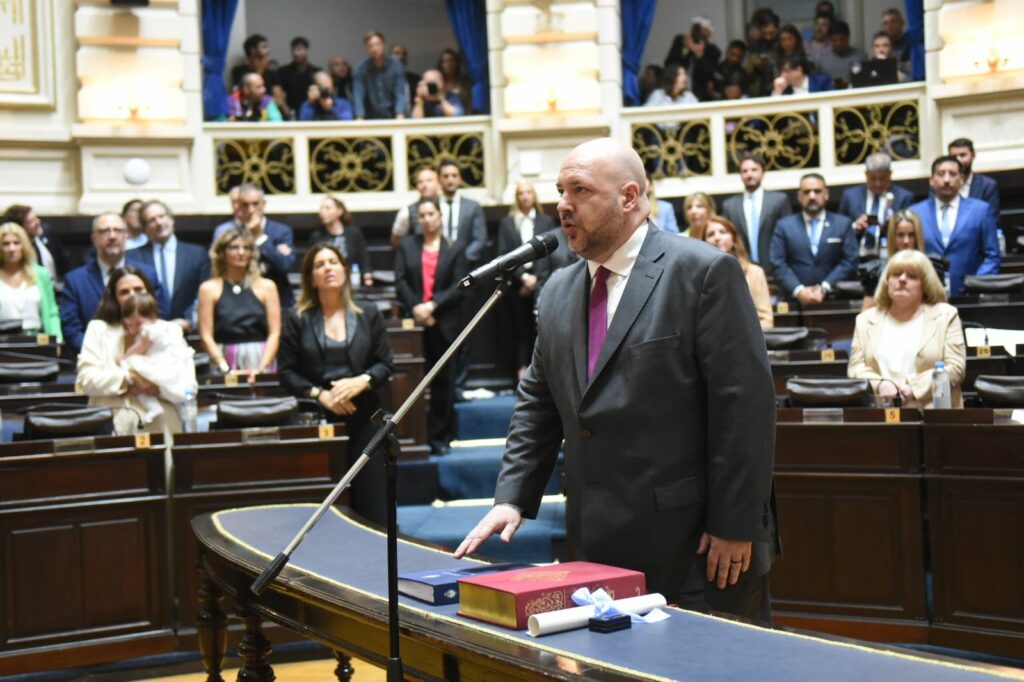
[619,82,933,196]
[197,116,494,213]
[195,83,933,213]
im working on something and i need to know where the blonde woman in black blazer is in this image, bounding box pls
[278,242,394,524]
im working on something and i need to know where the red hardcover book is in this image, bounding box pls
[457,561,646,629]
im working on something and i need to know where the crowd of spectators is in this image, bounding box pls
[0,127,1009,446]
[641,3,916,107]
[217,31,474,123]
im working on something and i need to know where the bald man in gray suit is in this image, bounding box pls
[456,139,778,624]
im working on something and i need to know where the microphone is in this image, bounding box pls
[459,232,559,289]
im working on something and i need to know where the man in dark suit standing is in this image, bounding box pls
[770,173,858,305]
[212,183,296,307]
[455,138,777,624]
[60,213,168,350]
[720,151,791,274]
[837,151,914,257]
[910,155,1000,296]
[128,200,210,329]
[1,205,70,281]
[438,159,489,399]
[948,138,1000,223]
[437,159,487,265]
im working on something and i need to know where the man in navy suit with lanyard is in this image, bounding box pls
[455,138,778,625]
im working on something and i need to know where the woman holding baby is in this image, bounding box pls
[76,266,197,435]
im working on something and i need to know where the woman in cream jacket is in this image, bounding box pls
[848,250,965,408]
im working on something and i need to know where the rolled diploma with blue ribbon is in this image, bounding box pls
[527,592,667,637]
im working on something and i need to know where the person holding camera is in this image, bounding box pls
[299,70,354,121]
[664,16,720,101]
[837,152,914,257]
[411,69,464,118]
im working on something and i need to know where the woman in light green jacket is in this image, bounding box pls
[0,222,62,341]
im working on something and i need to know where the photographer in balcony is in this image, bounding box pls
[299,70,354,121]
[411,69,465,119]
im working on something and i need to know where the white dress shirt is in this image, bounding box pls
[518,209,537,243]
[99,258,127,285]
[959,173,973,201]
[34,236,57,280]
[152,235,177,298]
[587,221,648,329]
[440,193,463,241]
[934,195,960,245]
[877,311,925,394]
[744,187,764,238]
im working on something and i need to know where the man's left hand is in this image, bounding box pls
[697,532,752,589]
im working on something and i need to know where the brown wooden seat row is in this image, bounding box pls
[0,425,351,676]
[3,409,1023,675]
[770,408,1024,659]
[769,347,1023,395]
[773,297,1024,341]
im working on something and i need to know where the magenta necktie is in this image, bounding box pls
[588,266,610,380]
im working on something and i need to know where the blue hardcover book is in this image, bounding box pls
[398,563,533,605]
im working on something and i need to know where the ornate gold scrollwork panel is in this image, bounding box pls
[214,138,295,195]
[727,112,818,172]
[834,100,920,165]
[309,137,394,193]
[407,133,485,187]
[631,121,712,179]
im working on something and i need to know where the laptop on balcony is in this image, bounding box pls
[850,59,900,88]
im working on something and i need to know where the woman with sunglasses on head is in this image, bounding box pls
[862,209,929,309]
[198,228,281,377]
[278,242,394,524]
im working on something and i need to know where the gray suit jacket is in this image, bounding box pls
[494,223,777,600]
[720,190,792,274]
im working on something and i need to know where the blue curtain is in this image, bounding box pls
[904,0,925,81]
[202,0,240,121]
[621,0,658,106]
[444,0,490,114]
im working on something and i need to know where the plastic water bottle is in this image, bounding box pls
[997,229,1006,256]
[879,237,888,262]
[181,390,198,432]
[351,263,361,290]
[931,361,952,409]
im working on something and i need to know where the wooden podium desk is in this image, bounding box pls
[193,505,1020,682]
[170,426,350,638]
[771,408,929,641]
[923,410,1024,659]
[0,434,172,676]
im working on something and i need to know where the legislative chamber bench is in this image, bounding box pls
[2,392,1023,672]
[773,294,1024,341]
[191,504,1023,681]
[768,347,1022,395]
[0,425,351,676]
[771,407,1024,659]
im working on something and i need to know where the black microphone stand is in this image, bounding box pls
[251,276,515,682]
